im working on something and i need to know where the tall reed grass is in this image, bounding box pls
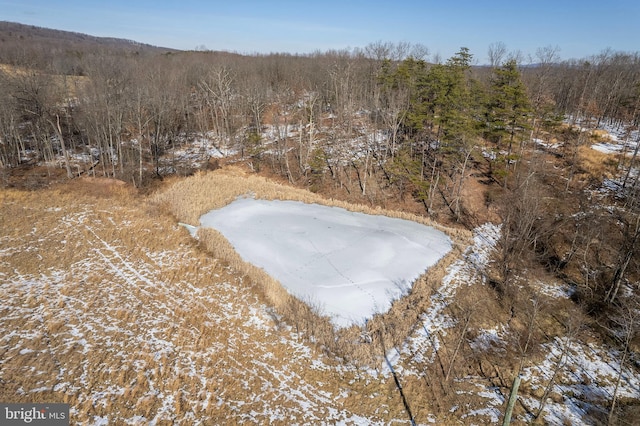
[153,167,472,364]
[0,176,468,422]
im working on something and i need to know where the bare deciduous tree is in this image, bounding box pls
[488,41,507,68]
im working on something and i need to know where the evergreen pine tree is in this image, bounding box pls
[485,59,533,182]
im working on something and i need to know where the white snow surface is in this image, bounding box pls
[2,206,388,425]
[566,116,640,156]
[198,198,453,328]
[385,222,501,373]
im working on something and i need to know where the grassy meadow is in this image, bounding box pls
[1,172,467,424]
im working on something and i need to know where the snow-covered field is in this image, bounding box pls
[3,166,639,424]
[197,198,452,328]
[0,189,397,425]
[565,117,640,156]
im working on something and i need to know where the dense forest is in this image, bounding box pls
[1,22,639,423]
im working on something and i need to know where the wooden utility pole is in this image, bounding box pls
[502,375,521,426]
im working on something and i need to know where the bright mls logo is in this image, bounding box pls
[1,404,69,425]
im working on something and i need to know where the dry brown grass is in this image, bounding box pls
[0,63,35,76]
[577,146,619,179]
[0,63,89,98]
[152,166,472,364]
[4,171,617,424]
[152,166,468,238]
[3,179,413,424]
[589,129,612,142]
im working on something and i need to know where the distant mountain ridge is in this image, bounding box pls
[0,21,177,53]
[0,21,179,74]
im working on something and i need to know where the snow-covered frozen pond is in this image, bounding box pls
[197,198,452,328]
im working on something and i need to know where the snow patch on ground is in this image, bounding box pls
[384,223,501,375]
[521,335,640,423]
[534,138,562,150]
[469,326,507,353]
[1,207,386,425]
[197,198,453,328]
[591,142,625,155]
[533,279,574,299]
[567,116,640,157]
[458,383,505,423]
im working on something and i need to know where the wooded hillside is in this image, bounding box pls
[1,22,639,424]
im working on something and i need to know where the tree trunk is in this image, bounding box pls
[608,328,631,425]
[606,219,639,304]
[49,114,73,178]
[502,375,521,426]
[453,147,473,220]
[535,337,571,419]
[622,131,640,189]
[445,312,471,381]
[606,248,633,304]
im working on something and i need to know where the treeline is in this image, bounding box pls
[0,35,639,303]
[1,31,639,421]
[1,38,638,186]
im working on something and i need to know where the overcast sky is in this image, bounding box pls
[1,0,638,63]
